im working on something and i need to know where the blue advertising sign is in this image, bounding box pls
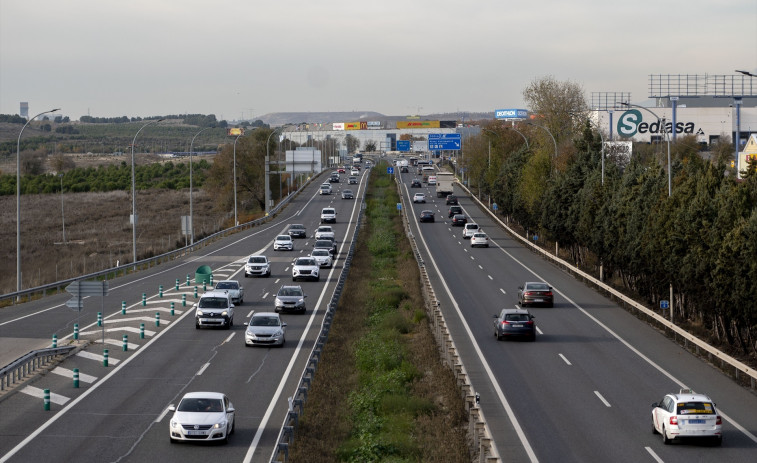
[428,133,461,150]
[397,140,411,151]
[495,108,528,120]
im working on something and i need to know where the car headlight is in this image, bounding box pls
[222,311,228,317]
[275,298,282,306]
[170,419,177,428]
[213,420,227,429]
[196,310,204,316]
[298,298,305,305]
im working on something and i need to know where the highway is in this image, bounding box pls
[2,157,757,463]
[0,167,369,462]
[396,162,757,463]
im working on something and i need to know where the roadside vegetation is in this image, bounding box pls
[289,166,470,462]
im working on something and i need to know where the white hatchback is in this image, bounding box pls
[413,193,426,203]
[652,389,722,446]
[273,234,294,251]
[470,232,489,248]
[462,222,479,239]
[315,226,335,240]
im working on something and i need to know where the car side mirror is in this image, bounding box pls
[518,286,523,290]
[651,402,659,408]
[243,322,249,326]
[230,304,235,308]
[493,314,498,318]
[282,323,287,327]
[227,406,235,413]
[192,303,198,309]
[168,405,176,412]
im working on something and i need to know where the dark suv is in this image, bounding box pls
[448,205,463,218]
[288,224,307,238]
[446,194,458,205]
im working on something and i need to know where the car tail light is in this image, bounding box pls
[669,416,678,426]
[501,321,509,325]
[716,416,722,425]
[524,291,534,296]
[526,320,533,325]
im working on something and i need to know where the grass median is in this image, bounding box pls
[289,165,470,462]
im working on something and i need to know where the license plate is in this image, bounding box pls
[688,419,706,424]
[186,430,206,435]
[534,299,543,302]
[511,324,523,328]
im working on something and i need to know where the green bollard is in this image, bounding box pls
[140,323,145,339]
[103,349,109,367]
[121,301,126,315]
[73,324,79,341]
[159,285,163,298]
[142,293,147,306]
[97,312,102,327]
[170,302,175,316]
[44,389,50,410]
[52,334,57,348]
[73,368,80,388]
[155,312,160,327]
[123,334,128,352]
[182,294,186,307]
[194,286,198,298]
[175,279,179,291]
[186,274,191,286]
[209,274,213,285]
[203,281,207,292]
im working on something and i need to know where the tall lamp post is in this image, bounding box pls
[189,127,212,244]
[131,119,164,266]
[619,102,671,197]
[523,121,557,172]
[16,108,59,293]
[232,132,242,226]
[59,173,66,244]
[265,125,292,215]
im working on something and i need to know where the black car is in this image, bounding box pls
[448,205,463,218]
[411,179,422,188]
[446,194,458,205]
[493,308,536,341]
[400,166,409,173]
[314,238,338,257]
[419,210,435,223]
[451,214,467,226]
[288,224,307,238]
[518,282,554,308]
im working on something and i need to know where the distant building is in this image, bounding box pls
[20,102,28,119]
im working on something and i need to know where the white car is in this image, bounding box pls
[462,222,479,239]
[194,290,234,329]
[292,256,320,281]
[319,183,332,195]
[413,193,426,203]
[244,255,271,278]
[351,169,359,176]
[214,280,244,304]
[273,234,293,251]
[652,389,722,446]
[315,225,335,240]
[169,392,235,443]
[310,249,333,268]
[320,207,336,223]
[244,312,286,347]
[470,232,489,248]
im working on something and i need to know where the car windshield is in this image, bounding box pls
[290,225,304,230]
[527,283,549,290]
[505,314,531,322]
[278,287,303,297]
[178,398,224,413]
[276,235,291,241]
[296,258,315,266]
[248,256,266,263]
[251,316,280,327]
[315,240,332,247]
[317,227,331,232]
[198,297,228,309]
[215,282,238,289]
[312,250,329,256]
[676,401,715,415]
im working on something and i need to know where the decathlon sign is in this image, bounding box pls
[495,109,528,120]
[617,109,697,137]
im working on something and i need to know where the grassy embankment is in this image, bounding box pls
[289,166,470,462]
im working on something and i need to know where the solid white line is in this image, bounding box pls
[644,447,664,463]
[196,363,210,376]
[121,307,183,315]
[22,386,70,405]
[594,391,611,407]
[51,367,98,383]
[103,338,140,350]
[558,353,571,365]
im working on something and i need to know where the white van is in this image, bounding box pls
[320,207,336,223]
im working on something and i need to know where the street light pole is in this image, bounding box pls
[189,127,212,244]
[620,102,671,197]
[131,119,164,267]
[16,107,59,293]
[233,133,242,226]
[523,121,557,172]
[59,173,66,244]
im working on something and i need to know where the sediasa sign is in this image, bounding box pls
[617,109,696,137]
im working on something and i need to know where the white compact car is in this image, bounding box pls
[273,234,294,251]
[315,226,335,240]
[169,392,235,443]
[319,183,332,195]
[462,222,479,239]
[310,249,333,268]
[292,257,320,281]
[470,232,489,248]
[244,255,271,278]
[413,193,426,203]
[652,389,722,446]
[320,207,337,223]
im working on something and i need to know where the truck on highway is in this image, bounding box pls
[435,172,455,198]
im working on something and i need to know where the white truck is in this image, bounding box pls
[435,172,455,198]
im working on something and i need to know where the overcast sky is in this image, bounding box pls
[1,0,755,122]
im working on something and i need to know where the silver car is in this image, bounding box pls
[275,285,307,314]
[244,312,286,347]
[214,280,243,304]
[292,257,320,281]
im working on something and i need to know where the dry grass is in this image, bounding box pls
[289,169,469,462]
[0,188,228,294]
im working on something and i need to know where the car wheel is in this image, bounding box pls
[652,421,658,434]
[170,436,176,444]
[279,338,285,347]
[713,436,722,447]
[244,274,249,278]
[530,334,536,342]
[195,322,200,329]
[230,419,235,435]
[662,426,671,445]
[495,329,501,341]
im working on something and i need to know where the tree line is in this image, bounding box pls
[461,77,756,360]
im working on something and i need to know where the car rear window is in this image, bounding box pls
[505,314,531,322]
[528,283,549,290]
[677,402,715,415]
[216,282,238,289]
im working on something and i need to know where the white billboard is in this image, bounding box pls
[285,148,322,173]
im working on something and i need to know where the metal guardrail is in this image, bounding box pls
[0,173,324,306]
[395,177,500,463]
[269,175,368,463]
[457,182,757,390]
[0,346,77,392]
